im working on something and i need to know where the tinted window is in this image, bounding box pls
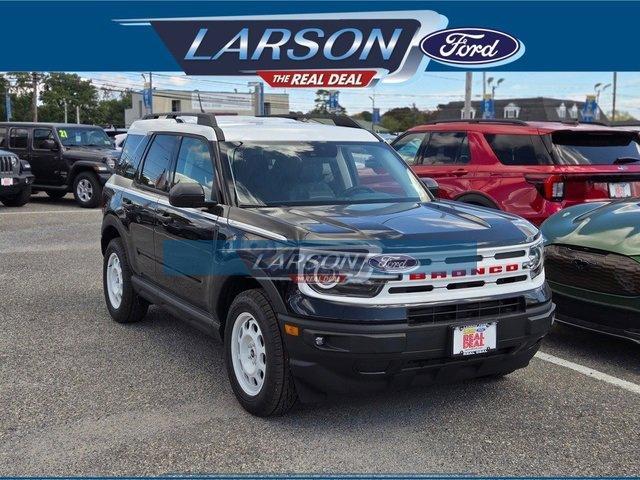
[392,133,425,165]
[33,128,54,149]
[422,132,469,165]
[9,128,28,149]
[551,132,640,165]
[55,127,112,148]
[173,137,215,199]
[0,128,6,148]
[117,134,147,179]
[485,134,552,166]
[139,134,179,191]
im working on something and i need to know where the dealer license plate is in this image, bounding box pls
[452,322,497,356]
[1,177,12,186]
[609,182,632,198]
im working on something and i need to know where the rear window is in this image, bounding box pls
[551,132,640,165]
[485,134,553,166]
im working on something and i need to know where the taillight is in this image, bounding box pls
[525,174,565,201]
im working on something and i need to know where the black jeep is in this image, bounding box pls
[0,147,34,207]
[101,113,554,416]
[0,123,118,207]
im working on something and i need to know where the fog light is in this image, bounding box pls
[315,336,325,346]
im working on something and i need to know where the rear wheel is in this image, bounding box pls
[46,190,67,200]
[73,172,102,208]
[103,238,149,323]
[225,289,297,416]
[0,186,31,207]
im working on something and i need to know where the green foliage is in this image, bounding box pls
[0,72,130,126]
[309,89,346,115]
[379,106,437,133]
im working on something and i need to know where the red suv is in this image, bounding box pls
[391,120,640,225]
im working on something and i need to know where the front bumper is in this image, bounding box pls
[97,172,113,185]
[0,172,34,195]
[279,300,555,402]
[548,280,640,343]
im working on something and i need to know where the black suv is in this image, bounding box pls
[0,122,119,207]
[0,148,34,207]
[101,113,554,416]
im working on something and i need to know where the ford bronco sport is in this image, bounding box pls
[101,113,554,416]
[0,123,118,207]
[0,147,34,207]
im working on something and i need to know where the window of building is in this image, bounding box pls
[139,134,180,191]
[460,108,476,119]
[9,128,28,149]
[557,102,567,120]
[569,104,579,120]
[173,137,215,200]
[504,102,521,119]
[171,100,181,112]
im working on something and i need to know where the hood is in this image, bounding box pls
[541,200,640,256]
[255,200,536,250]
[62,146,119,163]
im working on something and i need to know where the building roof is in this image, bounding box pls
[436,97,610,124]
[128,115,379,143]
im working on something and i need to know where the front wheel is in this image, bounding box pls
[0,186,31,207]
[73,172,102,208]
[225,289,297,416]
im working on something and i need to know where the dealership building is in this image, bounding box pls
[125,89,290,126]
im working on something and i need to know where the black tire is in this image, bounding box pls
[103,237,149,324]
[225,289,297,416]
[46,190,67,200]
[73,172,102,208]
[1,186,31,207]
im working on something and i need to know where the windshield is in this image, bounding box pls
[56,127,112,148]
[551,132,640,165]
[222,141,431,207]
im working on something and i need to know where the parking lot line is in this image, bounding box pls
[0,209,101,216]
[536,351,640,395]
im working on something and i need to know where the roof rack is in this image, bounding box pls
[141,112,225,140]
[260,113,384,141]
[427,119,529,126]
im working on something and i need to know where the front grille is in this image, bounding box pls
[554,293,639,332]
[408,296,525,325]
[546,245,640,296]
[0,155,14,173]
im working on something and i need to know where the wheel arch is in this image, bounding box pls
[454,191,500,209]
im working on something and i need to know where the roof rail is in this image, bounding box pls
[141,112,225,140]
[260,113,384,141]
[427,119,529,126]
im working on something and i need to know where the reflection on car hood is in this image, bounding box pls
[541,199,640,256]
[63,146,119,162]
[257,200,533,249]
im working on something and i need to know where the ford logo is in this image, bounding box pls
[368,254,419,273]
[420,28,524,67]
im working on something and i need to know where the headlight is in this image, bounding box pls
[105,158,116,169]
[10,156,18,168]
[513,218,539,242]
[526,241,544,279]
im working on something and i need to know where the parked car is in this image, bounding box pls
[391,119,640,225]
[0,148,34,207]
[0,122,119,207]
[542,200,640,343]
[114,133,127,152]
[101,113,553,416]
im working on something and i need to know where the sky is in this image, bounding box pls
[79,71,640,119]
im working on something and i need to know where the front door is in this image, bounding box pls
[31,128,65,185]
[153,135,220,311]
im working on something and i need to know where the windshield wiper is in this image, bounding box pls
[614,157,640,164]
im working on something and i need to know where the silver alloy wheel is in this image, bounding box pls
[106,252,123,309]
[76,178,93,203]
[231,312,267,396]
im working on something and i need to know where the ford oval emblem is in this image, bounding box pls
[420,28,524,67]
[368,254,419,273]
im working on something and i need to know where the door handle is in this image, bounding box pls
[452,168,468,176]
[122,197,133,205]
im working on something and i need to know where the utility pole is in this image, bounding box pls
[248,81,265,116]
[482,72,486,99]
[463,72,473,119]
[76,105,80,124]
[149,72,153,115]
[369,93,376,125]
[612,72,618,123]
[32,72,38,122]
[63,100,68,123]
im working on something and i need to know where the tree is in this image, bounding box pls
[309,89,346,115]
[380,106,437,132]
[40,73,98,123]
[352,110,372,122]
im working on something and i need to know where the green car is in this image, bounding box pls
[541,199,640,344]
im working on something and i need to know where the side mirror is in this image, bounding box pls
[422,177,439,198]
[42,139,58,150]
[169,183,215,208]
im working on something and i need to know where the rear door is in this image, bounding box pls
[413,131,472,199]
[7,127,30,165]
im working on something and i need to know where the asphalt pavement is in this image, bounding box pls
[1,193,638,476]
